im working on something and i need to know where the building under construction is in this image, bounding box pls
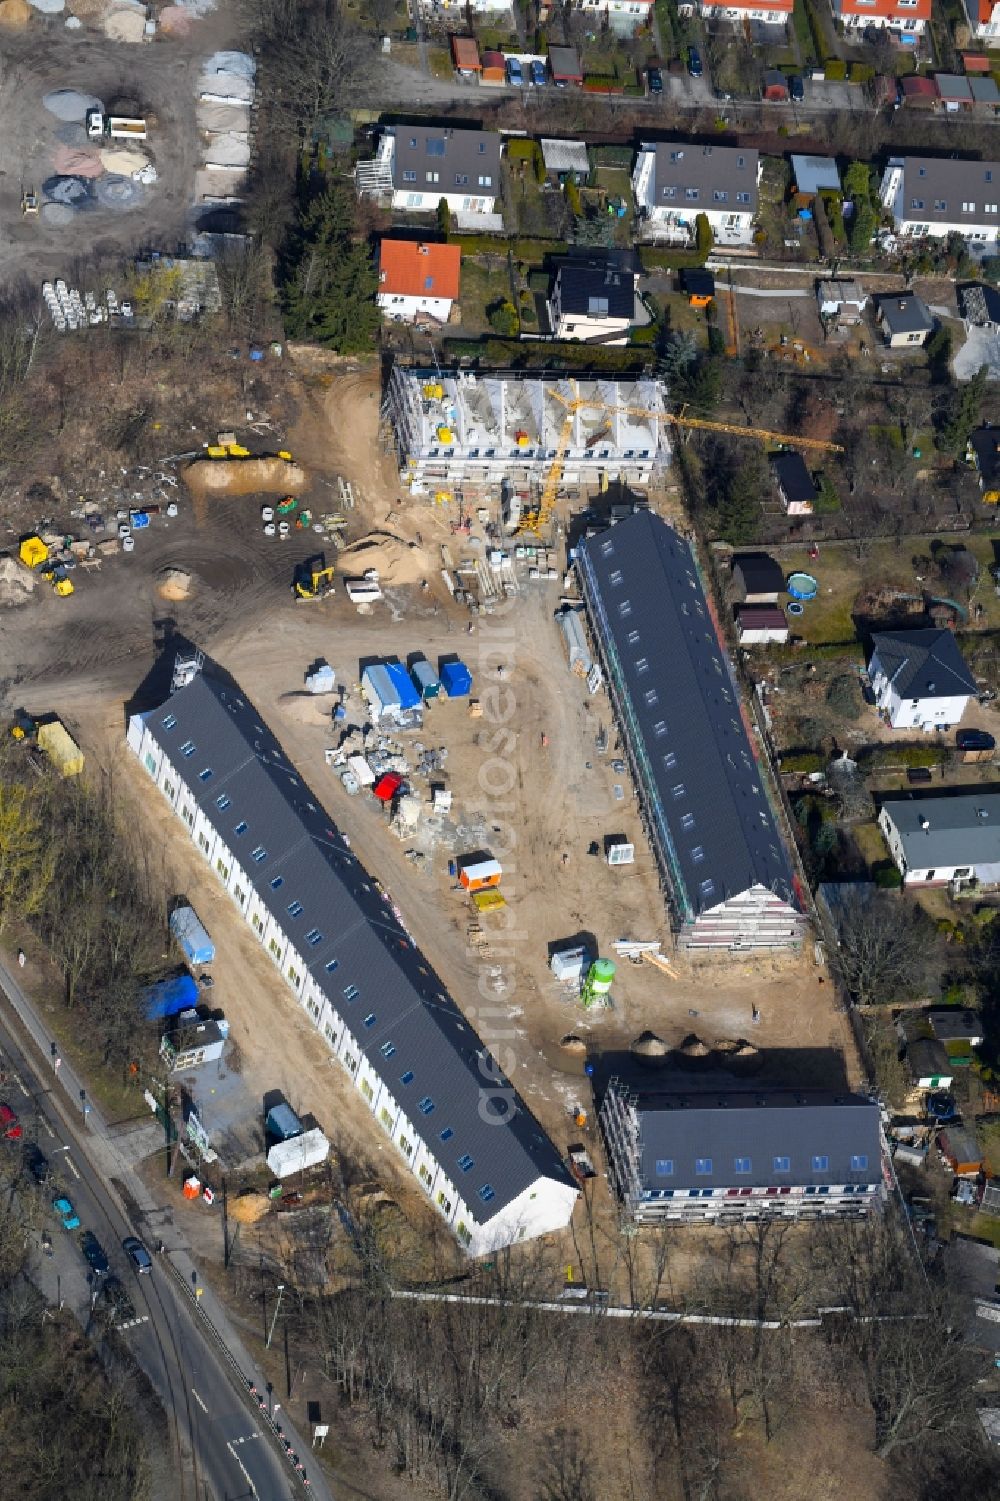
[384,367,669,496]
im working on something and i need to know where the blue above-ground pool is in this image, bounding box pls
[787,571,818,601]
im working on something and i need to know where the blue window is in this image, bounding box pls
[695,1158,713,1176]
[418,1097,435,1115]
[688,1189,700,1198]
[850,1154,868,1172]
[440,1127,454,1142]
[457,1154,475,1172]
[380,1041,395,1058]
[162,714,177,730]
[655,1159,674,1177]
[811,1155,829,1173]
[400,1070,414,1085]
[306,929,323,946]
[199,768,213,782]
[773,1156,790,1173]
[363,1013,376,1028]
[252,846,267,863]
[805,1186,817,1196]
[270,876,283,890]
[818,1185,830,1195]
[216,794,231,810]
[344,984,359,1002]
[325,958,339,973]
[734,1157,752,1175]
[479,1185,495,1203]
[287,901,304,918]
[180,740,195,756]
[234,821,248,836]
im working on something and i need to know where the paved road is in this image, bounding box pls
[0,955,331,1501]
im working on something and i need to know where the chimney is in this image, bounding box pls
[919,816,930,831]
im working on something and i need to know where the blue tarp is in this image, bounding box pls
[143,973,199,1021]
[384,661,420,711]
[439,660,473,698]
[169,905,215,966]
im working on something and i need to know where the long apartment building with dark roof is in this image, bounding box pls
[127,660,578,1255]
[577,511,806,950]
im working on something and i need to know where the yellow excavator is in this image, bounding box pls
[292,555,335,602]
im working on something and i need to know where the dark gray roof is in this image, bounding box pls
[790,154,840,195]
[869,627,976,700]
[926,1009,983,1042]
[577,512,799,918]
[622,1086,880,1192]
[732,552,784,594]
[548,44,582,78]
[876,293,934,336]
[649,142,759,213]
[970,425,1000,483]
[907,1037,952,1079]
[142,671,573,1223]
[898,156,1000,230]
[387,123,502,192]
[960,284,1000,326]
[770,451,818,505]
[555,257,636,320]
[881,792,1000,871]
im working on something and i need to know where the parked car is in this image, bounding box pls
[529,59,546,87]
[647,65,663,95]
[906,766,933,785]
[789,74,805,102]
[23,1143,50,1184]
[957,728,996,752]
[506,56,522,86]
[81,1230,109,1275]
[686,46,703,78]
[0,1103,21,1141]
[52,1194,81,1231]
[123,1235,153,1275]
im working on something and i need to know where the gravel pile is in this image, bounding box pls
[43,87,102,119]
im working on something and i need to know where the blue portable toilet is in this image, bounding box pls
[439,660,472,698]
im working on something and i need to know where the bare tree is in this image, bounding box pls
[831,889,936,1007]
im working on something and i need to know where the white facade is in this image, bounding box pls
[127,684,577,1256]
[694,1,793,22]
[869,673,969,731]
[378,290,453,324]
[376,134,498,217]
[877,805,1000,887]
[879,158,1000,249]
[548,293,633,345]
[632,146,760,248]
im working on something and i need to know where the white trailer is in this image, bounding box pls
[266,1127,330,1178]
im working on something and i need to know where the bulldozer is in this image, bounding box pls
[292,555,335,602]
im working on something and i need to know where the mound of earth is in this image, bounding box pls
[228,1191,270,1225]
[0,556,38,606]
[0,0,31,27]
[157,567,192,601]
[560,1034,586,1054]
[278,693,333,726]
[631,1029,668,1058]
[338,531,430,588]
[183,456,306,497]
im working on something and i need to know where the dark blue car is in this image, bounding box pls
[687,46,703,78]
[529,59,546,87]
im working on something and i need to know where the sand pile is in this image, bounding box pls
[279,693,334,726]
[195,101,248,132]
[158,4,191,31]
[43,88,100,119]
[338,532,430,588]
[631,1030,668,1058]
[0,0,31,27]
[157,567,192,601]
[104,5,145,40]
[183,456,307,497]
[52,144,102,177]
[100,147,148,175]
[95,173,144,208]
[0,556,38,607]
[229,1191,270,1225]
[560,1034,586,1054]
[28,0,63,11]
[205,49,254,78]
[41,202,74,225]
[198,71,252,102]
[204,132,250,168]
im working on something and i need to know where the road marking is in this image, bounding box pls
[226,1441,258,1496]
[117,1315,150,1331]
[191,1387,208,1414]
[12,1071,29,1098]
[64,1155,80,1179]
[39,1118,55,1139]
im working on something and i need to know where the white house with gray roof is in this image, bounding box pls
[632,142,760,246]
[127,660,578,1255]
[868,627,976,730]
[879,792,1000,886]
[879,156,1000,250]
[356,124,503,223]
[601,1080,882,1224]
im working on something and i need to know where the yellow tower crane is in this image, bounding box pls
[514,385,844,536]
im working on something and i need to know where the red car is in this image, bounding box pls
[0,1103,22,1140]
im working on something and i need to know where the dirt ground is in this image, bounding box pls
[0,7,245,287]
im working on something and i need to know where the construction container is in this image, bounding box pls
[266,1127,331,1178]
[18,535,48,569]
[439,660,472,698]
[550,946,590,983]
[142,972,199,1021]
[411,659,441,700]
[459,858,502,892]
[557,608,592,677]
[169,904,215,967]
[37,720,84,777]
[305,662,335,694]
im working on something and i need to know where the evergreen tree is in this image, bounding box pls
[280,184,379,353]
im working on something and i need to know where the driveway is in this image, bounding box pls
[953,324,1000,382]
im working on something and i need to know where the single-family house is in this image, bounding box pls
[875,292,934,347]
[377,240,461,325]
[450,36,481,78]
[960,283,1000,331]
[868,627,977,730]
[356,124,503,220]
[691,0,792,23]
[907,1038,954,1089]
[938,1125,984,1176]
[967,0,1000,37]
[832,0,930,35]
[763,70,790,101]
[736,605,789,645]
[790,155,841,201]
[632,142,760,247]
[681,268,715,307]
[732,552,785,604]
[878,791,1000,886]
[540,138,590,183]
[569,0,654,18]
[817,279,868,323]
[771,451,819,515]
[968,426,1000,502]
[926,1009,985,1047]
[879,155,1000,250]
[548,45,583,85]
[548,253,638,344]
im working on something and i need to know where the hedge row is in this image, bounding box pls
[764,639,866,664]
[860,744,949,769]
[780,751,826,773]
[638,245,708,271]
[450,234,569,258]
[438,336,655,372]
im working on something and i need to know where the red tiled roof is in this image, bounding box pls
[841,0,930,14]
[450,36,481,70]
[378,241,461,301]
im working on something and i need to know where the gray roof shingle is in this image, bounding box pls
[387,123,502,193]
[650,142,759,213]
[869,627,976,700]
[882,791,1000,871]
[897,155,1000,229]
